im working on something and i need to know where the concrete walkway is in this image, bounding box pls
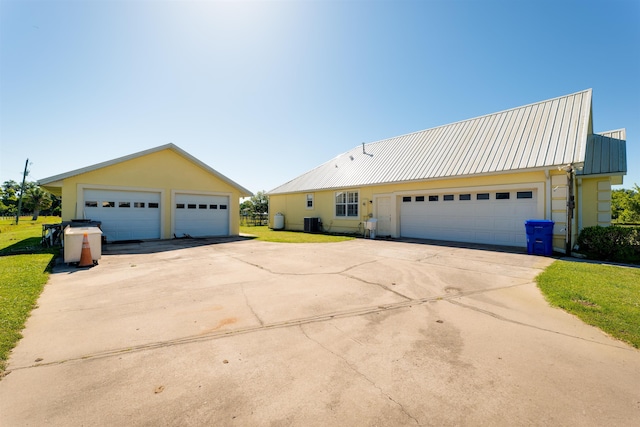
[1,238,639,426]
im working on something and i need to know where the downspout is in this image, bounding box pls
[565,167,576,256]
[545,169,551,220]
[577,177,583,233]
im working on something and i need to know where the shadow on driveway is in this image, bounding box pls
[101,235,256,255]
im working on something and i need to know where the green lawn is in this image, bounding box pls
[240,225,354,243]
[0,217,60,375]
[537,260,640,348]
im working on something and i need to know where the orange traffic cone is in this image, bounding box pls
[78,233,94,267]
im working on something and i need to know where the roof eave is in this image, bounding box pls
[268,165,573,195]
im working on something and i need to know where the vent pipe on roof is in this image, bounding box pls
[362,142,373,157]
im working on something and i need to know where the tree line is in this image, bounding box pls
[612,184,640,224]
[0,180,59,219]
[240,191,268,217]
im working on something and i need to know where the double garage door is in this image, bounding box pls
[83,190,229,242]
[399,189,538,247]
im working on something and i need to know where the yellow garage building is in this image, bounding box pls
[39,144,252,241]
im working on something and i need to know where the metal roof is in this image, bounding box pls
[269,89,599,194]
[39,143,253,197]
[579,130,627,176]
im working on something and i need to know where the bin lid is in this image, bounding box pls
[525,219,554,225]
[64,226,102,235]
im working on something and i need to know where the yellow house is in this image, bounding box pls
[268,90,627,254]
[39,144,252,241]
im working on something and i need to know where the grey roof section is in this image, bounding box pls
[579,130,627,176]
[38,143,253,197]
[269,89,595,194]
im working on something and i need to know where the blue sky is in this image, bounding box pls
[1,0,638,194]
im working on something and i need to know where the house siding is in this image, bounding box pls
[579,178,613,230]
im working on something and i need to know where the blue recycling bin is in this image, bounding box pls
[524,220,554,256]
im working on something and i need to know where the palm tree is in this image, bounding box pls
[26,187,52,220]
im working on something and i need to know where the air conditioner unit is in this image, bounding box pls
[304,217,320,233]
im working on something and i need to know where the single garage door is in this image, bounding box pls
[400,189,538,247]
[174,194,229,237]
[83,189,161,241]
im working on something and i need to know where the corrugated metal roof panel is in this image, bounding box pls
[579,130,627,176]
[269,89,606,194]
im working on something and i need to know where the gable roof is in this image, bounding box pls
[269,89,601,195]
[38,143,252,196]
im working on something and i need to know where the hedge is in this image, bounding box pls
[576,226,640,264]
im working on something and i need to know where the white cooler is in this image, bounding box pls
[64,226,102,264]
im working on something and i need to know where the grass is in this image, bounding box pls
[240,225,355,243]
[0,216,60,255]
[0,217,60,375]
[537,260,640,348]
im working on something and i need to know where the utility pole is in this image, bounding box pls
[15,158,29,225]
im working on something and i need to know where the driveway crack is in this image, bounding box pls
[299,325,421,425]
[445,299,630,348]
[340,272,412,300]
[13,283,632,372]
[241,284,263,326]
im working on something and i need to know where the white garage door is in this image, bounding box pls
[400,189,538,247]
[83,189,161,241]
[174,194,229,237]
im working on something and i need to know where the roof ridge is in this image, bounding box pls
[364,89,593,148]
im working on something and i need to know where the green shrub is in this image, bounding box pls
[577,225,640,264]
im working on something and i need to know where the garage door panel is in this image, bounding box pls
[474,218,492,229]
[174,194,229,237]
[83,190,161,241]
[400,190,538,247]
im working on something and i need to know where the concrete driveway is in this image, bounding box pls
[1,237,639,426]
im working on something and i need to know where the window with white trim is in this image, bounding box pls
[335,191,359,217]
[306,193,314,209]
